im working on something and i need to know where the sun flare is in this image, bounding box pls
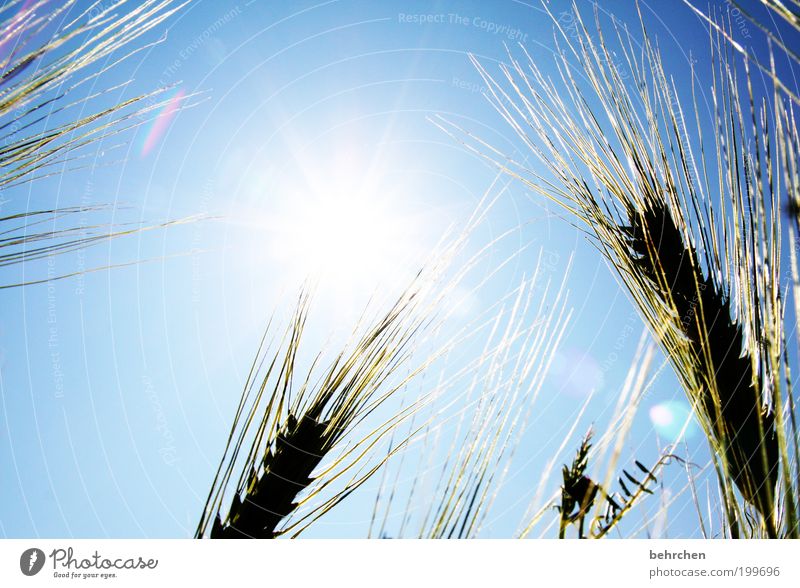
[274,191,410,284]
[250,162,431,301]
[224,138,448,315]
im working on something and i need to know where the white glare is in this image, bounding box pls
[265,187,426,300]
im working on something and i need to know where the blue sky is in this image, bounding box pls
[0,0,793,538]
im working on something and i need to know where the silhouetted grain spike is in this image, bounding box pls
[605,494,622,512]
[635,461,658,484]
[559,430,598,538]
[462,0,793,537]
[619,477,632,497]
[627,203,778,523]
[0,53,36,85]
[627,472,655,495]
[213,414,330,539]
[622,470,642,488]
[210,514,223,538]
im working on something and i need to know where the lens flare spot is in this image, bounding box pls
[140,88,186,157]
[649,404,674,427]
[550,347,604,396]
[649,400,698,442]
[0,1,36,66]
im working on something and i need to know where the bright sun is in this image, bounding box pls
[230,144,440,311]
[256,175,429,303]
[274,191,411,285]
